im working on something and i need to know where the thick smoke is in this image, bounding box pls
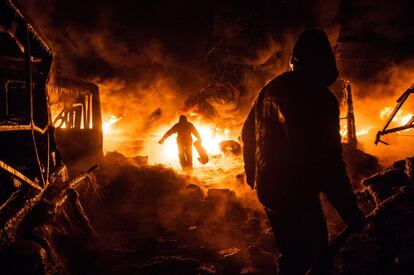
[17,0,343,156]
[18,0,212,153]
[19,0,414,164]
[346,61,414,166]
[336,0,414,165]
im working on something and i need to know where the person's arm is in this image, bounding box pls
[321,102,365,231]
[191,124,202,141]
[159,124,178,144]
[242,105,256,189]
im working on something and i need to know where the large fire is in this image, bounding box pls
[97,93,414,171]
[153,123,234,169]
[340,105,414,144]
[62,95,414,172]
[99,107,412,167]
[100,113,240,170]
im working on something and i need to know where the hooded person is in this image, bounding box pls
[242,29,365,274]
[159,115,202,170]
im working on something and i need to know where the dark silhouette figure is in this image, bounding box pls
[159,115,201,170]
[242,29,365,275]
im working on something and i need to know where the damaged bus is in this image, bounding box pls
[0,2,99,273]
[0,0,66,241]
[48,77,103,175]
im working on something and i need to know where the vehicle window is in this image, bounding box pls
[49,87,93,130]
[5,80,28,119]
[0,32,24,59]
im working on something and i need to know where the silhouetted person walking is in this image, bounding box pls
[159,115,201,170]
[242,29,365,275]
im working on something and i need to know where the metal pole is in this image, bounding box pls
[24,27,33,122]
[345,81,357,149]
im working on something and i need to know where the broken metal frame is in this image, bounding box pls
[0,164,97,250]
[0,2,101,262]
[0,0,54,190]
[375,86,414,145]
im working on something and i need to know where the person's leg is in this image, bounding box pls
[185,143,193,168]
[265,196,328,275]
[178,143,186,168]
[311,216,330,275]
[266,207,310,275]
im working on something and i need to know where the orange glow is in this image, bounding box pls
[379,106,414,130]
[340,124,372,140]
[400,114,413,126]
[379,106,393,120]
[103,115,122,134]
[356,128,370,136]
[152,123,233,169]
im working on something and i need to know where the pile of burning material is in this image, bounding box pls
[333,157,414,274]
[83,152,277,274]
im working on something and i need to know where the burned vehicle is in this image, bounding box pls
[0,1,97,273]
[48,77,103,175]
[0,0,62,233]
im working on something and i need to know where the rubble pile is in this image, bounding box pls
[81,152,277,274]
[334,157,414,274]
[8,150,411,274]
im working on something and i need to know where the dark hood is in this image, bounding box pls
[290,29,339,86]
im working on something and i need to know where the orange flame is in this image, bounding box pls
[153,123,233,169]
[102,115,122,134]
[379,106,414,131]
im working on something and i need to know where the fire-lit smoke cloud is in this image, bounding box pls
[343,60,414,166]
[17,0,212,149]
[19,0,414,167]
[16,0,360,160]
[336,0,414,165]
[25,0,413,168]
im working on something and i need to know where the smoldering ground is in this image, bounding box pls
[75,152,276,274]
[70,151,361,274]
